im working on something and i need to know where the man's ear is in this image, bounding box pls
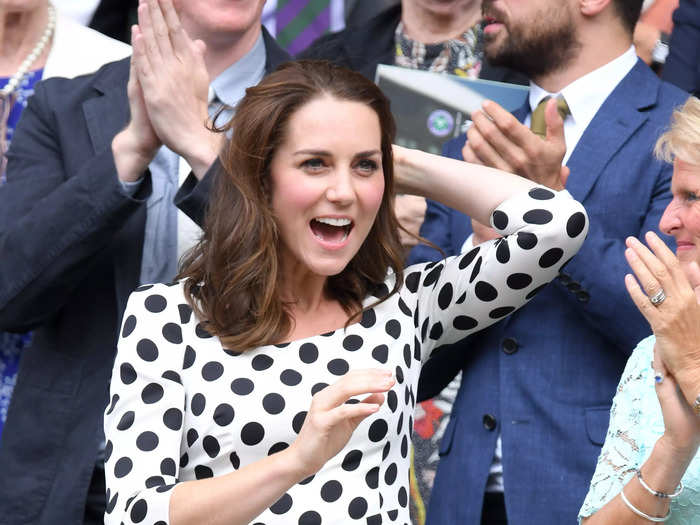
[579,0,612,17]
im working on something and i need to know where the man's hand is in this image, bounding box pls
[395,195,427,248]
[132,0,222,179]
[462,99,569,190]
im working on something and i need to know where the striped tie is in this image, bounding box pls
[275,0,331,55]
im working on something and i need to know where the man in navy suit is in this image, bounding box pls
[410,0,689,523]
[0,1,288,523]
[663,0,700,96]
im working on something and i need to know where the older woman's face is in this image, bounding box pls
[0,0,45,13]
[269,95,385,278]
[660,159,700,273]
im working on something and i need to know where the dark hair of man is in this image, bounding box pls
[178,60,404,351]
[612,0,644,34]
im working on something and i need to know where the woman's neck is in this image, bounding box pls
[401,0,482,45]
[0,5,51,77]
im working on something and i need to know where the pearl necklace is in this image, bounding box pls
[0,3,56,97]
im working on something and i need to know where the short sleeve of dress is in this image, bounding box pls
[578,336,656,521]
[402,186,588,362]
[104,284,188,525]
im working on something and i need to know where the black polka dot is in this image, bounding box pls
[437,283,453,310]
[429,322,443,340]
[106,394,119,415]
[270,493,293,514]
[456,292,467,304]
[145,294,167,313]
[213,403,234,426]
[321,480,343,502]
[401,435,409,458]
[141,383,164,404]
[136,284,154,292]
[348,497,368,519]
[385,319,401,339]
[263,393,285,414]
[231,377,254,395]
[160,458,176,476]
[252,354,273,371]
[403,344,411,368]
[470,256,483,283]
[459,247,480,269]
[496,239,510,264]
[178,304,192,324]
[299,343,319,363]
[371,282,390,298]
[114,457,133,478]
[530,187,555,200]
[385,463,398,484]
[492,210,509,230]
[565,209,586,236]
[117,411,135,431]
[360,309,376,328]
[454,315,478,330]
[162,323,183,344]
[179,453,189,468]
[130,499,147,523]
[526,283,548,299]
[203,435,220,458]
[343,335,364,351]
[195,465,213,479]
[145,476,165,488]
[187,428,199,447]
[300,474,315,485]
[366,466,379,489]
[156,485,174,494]
[280,369,302,386]
[122,315,137,338]
[104,440,113,462]
[398,297,412,317]
[195,323,213,338]
[523,209,553,225]
[539,247,564,268]
[120,362,137,385]
[423,264,443,287]
[387,510,398,520]
[202,361,224,381]
[398,486,408,507]
[268,442,289,455]
[368,419,388,442]
[342,450,363,471]
[507,273,533,290]
[311,382,328,395]
[405,271,421,292]
[517,232,538,250]
[298,510,322,525]
[241,422,265,445]
[327,358,349,375]
[489,306,515,319]
[136,339,159,362]
[136,431,159,452]
[230,452,240,469]
[372,344,388,364]
[292,411,307,433]
[191,393,206,416]
[396,413,404,435]
[163,408,182,431]
[475,281,498,301]
[183,345,196,369]
[105,490,118,514]
[387,390,398,412]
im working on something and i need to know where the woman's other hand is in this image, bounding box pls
[624,231,700,404]
[288,368,394,477]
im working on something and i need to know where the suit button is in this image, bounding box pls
[576,290,590,303]
[502,337,518,355]
[483,414,497,431]
[566,282,581,292]
[558,273,572,285]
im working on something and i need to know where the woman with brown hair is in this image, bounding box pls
[103,59,587,525]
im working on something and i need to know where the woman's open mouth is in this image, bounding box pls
[310,217,354,245]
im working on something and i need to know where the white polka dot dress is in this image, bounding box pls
[104,187,587,525]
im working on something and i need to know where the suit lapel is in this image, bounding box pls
[565,61,658,203]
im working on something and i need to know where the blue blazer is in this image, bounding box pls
[663,0,700,96]
[410,61,689,525]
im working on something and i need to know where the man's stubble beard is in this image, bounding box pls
[483,5,582,79]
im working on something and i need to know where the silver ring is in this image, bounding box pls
[649,288,666,306]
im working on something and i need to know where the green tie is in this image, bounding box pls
[530,95,570,138]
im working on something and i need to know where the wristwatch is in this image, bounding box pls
[693,392,700,416]
[651,31,671,72]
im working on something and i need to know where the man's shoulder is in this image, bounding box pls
[36,58,129,104]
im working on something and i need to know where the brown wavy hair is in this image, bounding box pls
[178,60,405,351]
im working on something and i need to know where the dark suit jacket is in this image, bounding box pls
[298,4,528,86]
[0,29,288,525]
[88,0,138,44]
[663,0,700,96]
[410,61,689,525]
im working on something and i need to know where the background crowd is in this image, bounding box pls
[0,0,698,524]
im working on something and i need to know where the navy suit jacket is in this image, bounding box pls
[0,30,289,525]
[663,0,700,96]
[410,61,689,525]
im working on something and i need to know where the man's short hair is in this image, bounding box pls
[612,0,644,34]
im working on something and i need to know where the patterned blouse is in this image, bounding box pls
[579,335,700,524]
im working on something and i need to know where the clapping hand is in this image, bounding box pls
[462,99,569,190]
[289,369,394,477]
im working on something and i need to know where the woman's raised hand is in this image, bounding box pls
[624,231,700,404]
[288,369,394,477]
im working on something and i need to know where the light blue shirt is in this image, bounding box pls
[134,32,267,285]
